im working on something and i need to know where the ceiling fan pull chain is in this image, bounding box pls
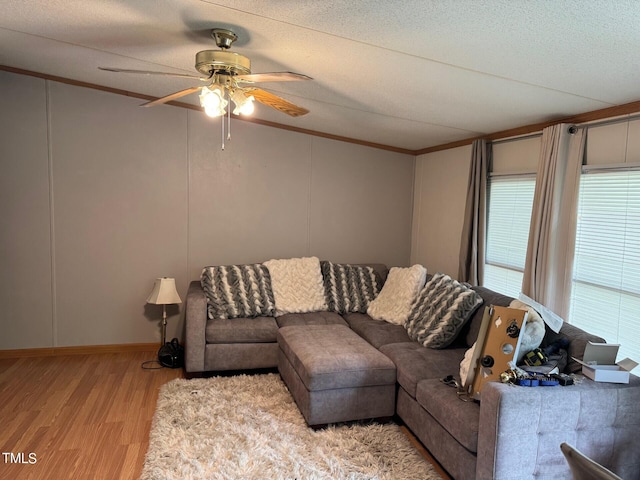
[227,102,232,141]
[221,112,225,150]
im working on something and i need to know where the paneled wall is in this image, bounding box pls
[410,145,472,276]
[0,70,414,349]
[1,74,53,348]
[411,138,543,277]
[585,118,640,165]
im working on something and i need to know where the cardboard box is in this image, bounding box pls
[573,342,638,384]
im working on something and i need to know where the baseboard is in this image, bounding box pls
[0,342,158,359]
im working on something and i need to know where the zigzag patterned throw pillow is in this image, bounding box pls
[320,261,382,314]
[201,264,276,320]
[405,273,483,349]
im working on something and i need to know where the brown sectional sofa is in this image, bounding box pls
[185,263,640,480]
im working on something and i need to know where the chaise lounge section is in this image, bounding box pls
[278,324,397,426]
[185,259,640,480]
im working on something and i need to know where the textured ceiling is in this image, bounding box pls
[2,0,640,152]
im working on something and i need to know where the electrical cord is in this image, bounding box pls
[141,359,164,370]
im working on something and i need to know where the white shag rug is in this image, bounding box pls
[140,373,442,480]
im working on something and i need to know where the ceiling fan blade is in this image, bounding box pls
[246,88,309,117]
[141,86,203,107]
[235,72,312,83]
[99,67,208,81]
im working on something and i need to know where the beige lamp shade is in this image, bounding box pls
[146,277,182,305]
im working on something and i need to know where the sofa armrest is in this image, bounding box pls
[477,377,640,480]
[185,280,208,373]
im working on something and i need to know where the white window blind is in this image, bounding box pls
[483,175,536,298]
[569,169,640,368]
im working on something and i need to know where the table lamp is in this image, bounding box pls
[146,277,182,346]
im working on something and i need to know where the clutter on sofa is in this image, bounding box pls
[185,258,640,480]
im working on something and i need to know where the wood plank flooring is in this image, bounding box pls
[0,350,450,480]
[0,350,183,480]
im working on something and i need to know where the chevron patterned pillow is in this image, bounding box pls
[320,261,382,314]
[405,273,483,349]
[201,264,276,320]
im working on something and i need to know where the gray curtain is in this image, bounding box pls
[458,139,489,285]
[522,124,586,317]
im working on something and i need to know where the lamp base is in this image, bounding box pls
[161,305,168,347]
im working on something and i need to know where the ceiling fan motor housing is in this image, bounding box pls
[195,50,251,76]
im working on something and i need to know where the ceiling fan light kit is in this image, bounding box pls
[99,27,311,149]
[199,85,228,118]
[230,89,255,116]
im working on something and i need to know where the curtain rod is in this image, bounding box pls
[494,111,640,141]
[572,112,640,131]
[491,132,542,145]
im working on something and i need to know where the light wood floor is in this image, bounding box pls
[0,350,450,480]
[0,350,184,479]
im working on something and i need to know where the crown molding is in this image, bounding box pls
[3,65,640,157]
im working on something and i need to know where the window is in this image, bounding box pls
[569,169,640,367]
[483,175,536,297]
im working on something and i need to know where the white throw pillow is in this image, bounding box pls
[263,257,328,316]
[509,299,546,362]
[460,341,476,388]
[367,265,427,325]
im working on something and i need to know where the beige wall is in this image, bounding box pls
[411,145,472,277]
[5,69,637,351]
[0,70,414,349]
[308,138,414,266]
[1,73,54,348]
[585,118,640,166]
[410,136,543,279]
[410,119,640,283]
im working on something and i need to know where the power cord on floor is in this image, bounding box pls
[141,359,164,370]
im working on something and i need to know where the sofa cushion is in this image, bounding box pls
[405,273,483,349]
[320,261,382,314]
[379,342,466,397]
[343,313,413,349]
[277,325,397,391]
[263,257,327,316]
[201,264,275,320]
[368,264,389,284]
[416,378,480,453]
[276,311,347,328]
[205,316,279,344]
[367,265,427,325]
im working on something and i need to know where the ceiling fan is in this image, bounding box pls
[99,28,311,118]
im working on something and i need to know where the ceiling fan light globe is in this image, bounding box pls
[239,100,255,115]
[230,90,255,116]
[233,96,255,116]
[204,104,226,118]
[200,86,228,117]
